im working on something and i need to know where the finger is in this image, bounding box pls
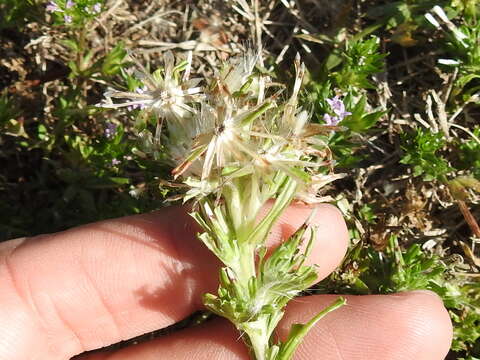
[0,203,348,360]
[79,291,452,360]
[277,291,452,360]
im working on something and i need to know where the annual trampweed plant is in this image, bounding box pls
[2,0,480,358]
[99,50,348,359]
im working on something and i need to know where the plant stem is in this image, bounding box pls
[249,324,269,360]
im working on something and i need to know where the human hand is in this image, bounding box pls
[0,204,452,360]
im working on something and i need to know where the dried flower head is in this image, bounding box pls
[163,53,341,204]
[99,50,343,206]
[98,51,203,122]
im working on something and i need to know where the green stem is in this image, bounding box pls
[231,244,256,300]
[240,245,257,281]
[237,177,298,360]
[200,176,304,360]
[75,27,88,94]
[249,326,269,360]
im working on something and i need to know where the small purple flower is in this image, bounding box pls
[327,96,351,118]
[93,2,102,13]
[324,95,351,126]
[104,122,117,138]
[46,1,62,12]
[66,0,74,9]
[135,86,147,94]
[126,95,146,111]
[125,87,149,110]
[64,14,73,23]
[111,158,121,166]
[323,113,340,126]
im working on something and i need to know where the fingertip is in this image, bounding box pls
[279,292,453,360]
[396,290,453,359]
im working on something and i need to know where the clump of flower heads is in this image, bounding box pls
[99,50,346,360]
[46,0,103,24]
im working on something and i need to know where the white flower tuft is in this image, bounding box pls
[97,51,203,122]
[99,50,344,205]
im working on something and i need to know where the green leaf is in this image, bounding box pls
[246,176,297,246]
[457,73,480,90]
[62,39,80,53]
[80,50,95,73]
[172,60,188,77]
[324,51,343,71]
[101,43,127,77]
[400,129,452,181]
[240,101,274,126]
[84,177,130,189]
[351,23,384,42]
[277,297,346,360]
[233,77,254,97]
[342,110,385,132]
